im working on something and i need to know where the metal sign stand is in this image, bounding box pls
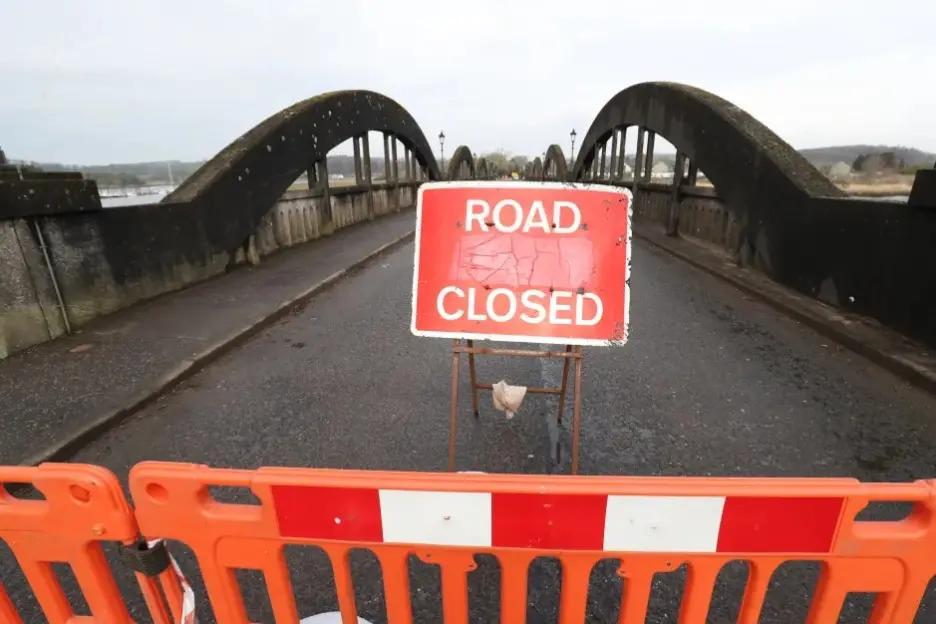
[448,338,585,474]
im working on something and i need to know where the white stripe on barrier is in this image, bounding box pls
[603,495,726,552]
[379,489,492,547]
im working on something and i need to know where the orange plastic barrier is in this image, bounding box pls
[0,463,181,624]
[128,462,936,623]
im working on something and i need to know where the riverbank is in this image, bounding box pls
[694,176,911,200]
[837,183,913,198]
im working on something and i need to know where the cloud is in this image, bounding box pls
[1,0,932,163]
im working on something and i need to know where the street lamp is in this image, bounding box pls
[438,131,446,177]
[570,129,577,164]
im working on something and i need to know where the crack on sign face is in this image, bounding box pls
[462,235,516,285]
[451,233,595,290]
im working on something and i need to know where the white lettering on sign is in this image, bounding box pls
[435,287,602,326]
[465,199,581,234]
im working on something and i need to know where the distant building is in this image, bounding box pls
[651,161,672,178]
[828,161,852,178]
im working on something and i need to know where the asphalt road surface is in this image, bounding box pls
[7,238,936,622]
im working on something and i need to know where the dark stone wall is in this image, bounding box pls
[630,181,936,348]
[48,179,422,323]
[1,180,421,358]
[0,168,102,219]
[778,195,936,345]
[909,167,936,208]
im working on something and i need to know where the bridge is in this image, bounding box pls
[2,82,936,621]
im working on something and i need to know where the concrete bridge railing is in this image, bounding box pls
[621,182,738,250]
[230,181,419,265]
[0,177,422,359]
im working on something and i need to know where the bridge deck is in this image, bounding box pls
[4,216,936,620]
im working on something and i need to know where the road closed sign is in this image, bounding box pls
[411,181,632,346]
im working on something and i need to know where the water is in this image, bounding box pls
[101,194,163,208]
[99,184,175,208]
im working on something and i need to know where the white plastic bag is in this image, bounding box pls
[491,380,528,419]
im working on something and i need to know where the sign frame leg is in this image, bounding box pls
[467,339,480,418]
[449,339,462,472]
[570,344,584,475]
[447,340,585,474]
[557,345,573,425]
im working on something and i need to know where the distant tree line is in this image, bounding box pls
[847,151,934,175]
[852,151,906,173]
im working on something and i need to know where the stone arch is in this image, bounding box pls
[446,145,475,180]
[476,157,490,179]
[573,81,845,269]
[486,158,504,178]
[543,144,569,180]
[531,157,544,180]
[161,90,441,256]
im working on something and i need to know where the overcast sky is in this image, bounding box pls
[1,0,932,164]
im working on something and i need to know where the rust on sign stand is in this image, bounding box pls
[448,339,586,473]
[412,181,633,475]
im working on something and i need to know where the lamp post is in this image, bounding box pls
[438,131,446,178]
[569,129,577,165]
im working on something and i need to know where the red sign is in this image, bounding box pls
[411,181,632,346]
